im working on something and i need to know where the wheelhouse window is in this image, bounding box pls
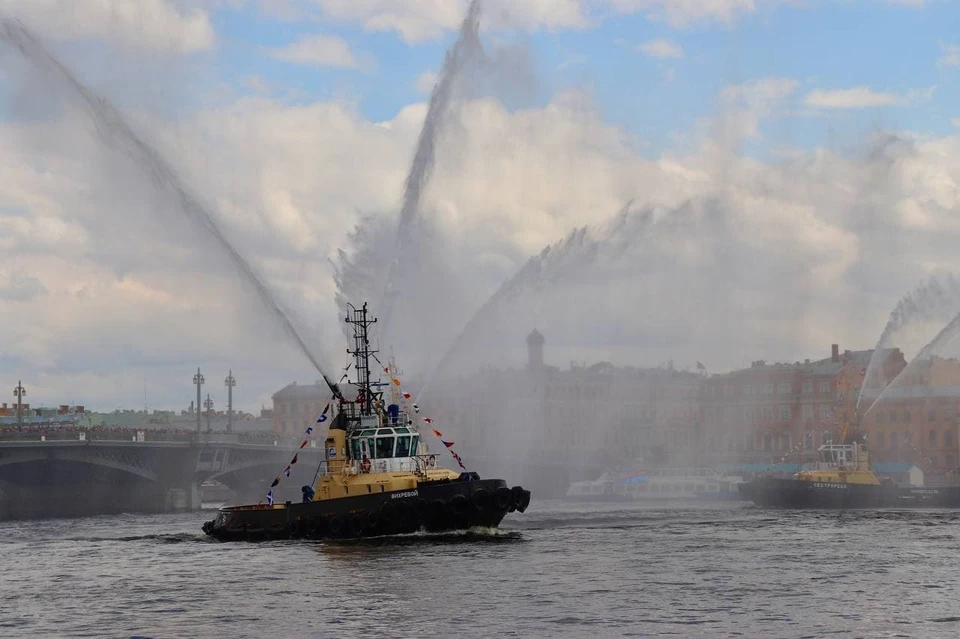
[411,434,420,456]
[376,436,395,458]
[396,435,412,457]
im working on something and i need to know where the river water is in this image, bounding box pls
[2,501,959,638]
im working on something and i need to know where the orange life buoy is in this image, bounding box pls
[360,458,371,473]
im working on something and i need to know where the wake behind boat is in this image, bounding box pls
[203,303,531,541]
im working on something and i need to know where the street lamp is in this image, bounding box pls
[224,370,236,434]
[13,380,25,433]
[203,393,214,433]
[193,368,204,433]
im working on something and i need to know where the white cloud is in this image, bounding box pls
[310,0,587,44]
[939,43,960,68]
[268,34,371,70]
[805,85,936,109]
[712,77,799,140]
[602,0,759,28]
[0,0,214,53]
[415,71,439,94]
[637,38,683,59]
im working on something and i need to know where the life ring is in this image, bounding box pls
[427,455,437,468]
[328,515,343,537]
[449,494,470,517]
[360,458,371,473]
[471,489,491,513]
[494,487,512,511]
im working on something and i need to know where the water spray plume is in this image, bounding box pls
[0,17,343,399]
[859,274,960,415]
[377,0,483,332]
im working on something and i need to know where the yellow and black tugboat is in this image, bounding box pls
[203,304,531,541]
[740,395,960,509]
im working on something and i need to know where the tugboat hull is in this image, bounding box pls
[203,476,531,541]
[741,477,960,509]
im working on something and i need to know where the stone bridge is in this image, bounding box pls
[0,430,594,519]
[0,431,326,519]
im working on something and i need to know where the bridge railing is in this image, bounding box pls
[0,427,316,447]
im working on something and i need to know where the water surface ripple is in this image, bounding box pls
[2,502,958,638]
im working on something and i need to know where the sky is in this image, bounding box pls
[1,0,960,413]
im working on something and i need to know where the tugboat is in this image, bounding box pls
[740,394,960,508]
[203,304,531,540]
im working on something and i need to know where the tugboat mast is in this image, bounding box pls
[345,303,378,417]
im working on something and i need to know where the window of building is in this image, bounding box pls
[931,456,939,468]
[928,409,937,422]
[762,383,774,395]
[889,410,898,423]
[904,432,912,445]
[890,432,898,449]
[762,407,774,422]
[819,381,831,394]
[930,430,938,447]
[802,381,813,394]
[725,385,736,397]
[877,411,885,424]
[708,386,716,397]
[779,406,792,422]
[820,405,832,420]
[904,410,912,422]
[763,435,772,451]
[946,408,954,421]
[876,432,886,449]
[778,382,791,395]
[822,430,833,445]
[744,384,756,395]
[780,432,790,451]
[946,430,954,447]
[802,404,814,420]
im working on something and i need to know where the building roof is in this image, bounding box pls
[715,348,890,379]
[272,382,329,400]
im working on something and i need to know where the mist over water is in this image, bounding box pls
[0,18,342,396]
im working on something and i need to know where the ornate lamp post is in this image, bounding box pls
[13,380,25,433]
[193,368,204,433]
[224,370,236,434]
[203,393,214,433]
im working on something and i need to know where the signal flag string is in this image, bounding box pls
[260,365,350,506]
[370,352,467,471]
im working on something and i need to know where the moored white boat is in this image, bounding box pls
[566,468,746,502]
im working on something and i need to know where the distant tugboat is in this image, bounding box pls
[740,403,960,509]
[203,304,531,540]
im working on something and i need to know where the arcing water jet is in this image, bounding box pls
[366,0,485,335]
[0,17,343,397]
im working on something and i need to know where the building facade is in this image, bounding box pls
[862,356,960,474]
[272,382,330,435]
[696,345,907,467]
